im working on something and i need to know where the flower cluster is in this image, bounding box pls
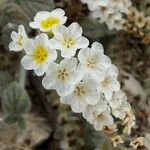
[81,0,132,30]
[123,7,150,44]
[9,8,133,134]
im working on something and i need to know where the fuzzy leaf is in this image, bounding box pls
[4,114,26,130]
[3,114,18,124]
[13,0,55,20]
[2,81,31,115]
[0,0,54,27]
[83,122,105,149]
[81,16,116,39]
[17,116,26,130]
[0,71,14,93]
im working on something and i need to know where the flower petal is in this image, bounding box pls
[75,36,89,49]
[23,39,36,55]
[34,64,46,76]
[61,48,77,58]
[60,57,77,70]
[91,42,104,53]
[21,55,36,70]
[9,41,22,51]
[71,98,87,113]
[50,8,65,17]
[68,22,83,39]
[10,31,18,40]
[42,75,59,90]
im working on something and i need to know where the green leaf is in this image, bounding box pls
[83,122,106,149]
[81,16,116,39]
[0,0,55,28]
[13,0,55,20]
[17,116,26,130]
[4,114,18,124]
[4,114,26,130]
[0,71,14,93]
[2,81,31,115]
[0,0,29,27]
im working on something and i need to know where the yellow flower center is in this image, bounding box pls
[87,57,96,68]
[17,35,23,46]
[57,68,69,80]
[33,45,48,64]
[40,17,60,29]
[74,86,85,96]
[101,78,109,87]
[63,37,74,48]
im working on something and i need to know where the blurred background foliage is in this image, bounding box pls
[0,0,149,150]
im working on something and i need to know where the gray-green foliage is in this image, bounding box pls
[81,16,116,39]
[13,0,55,20]
[83,123,106,149]
[0,0,55,26]
[2,81,31,129]
[0,71,14,93]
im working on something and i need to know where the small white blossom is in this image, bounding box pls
[112,100,131,119]
[122,0,132,14]
[109,90,127,109]
[29,8,67,32]
[60,80,100,113]
[92,6,114,22]
[93,109,114,131]
[49,22,89,58]
[78,42,111,80]
[83,0,132,30]
[83,98,108,124]
[97,65,120,100]
[42,58,82,95]
[111,0,124,12]
[81,0,110,11]
[9,25,27,51]
[106,13,125,30]
[21,33,57,76]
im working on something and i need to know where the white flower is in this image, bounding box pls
[49,22,89,58]
[122,0,132,13]
[112,100,131,119]
[87,0,132,30]
[106,13,125,30]
[9,25,27,51]
[29,8,67,32]
[109,90,127,109]
[111,0,131,13]
[42,58,82,95]
[83,98,108,124]
[93,109,114,131]
[78,42,111,80]
[60,80,100,113]
[81,0,110,11]
[92,5,114,22]
[21,33,57,76]
[111,0,124,12]
[97,65,120,100]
